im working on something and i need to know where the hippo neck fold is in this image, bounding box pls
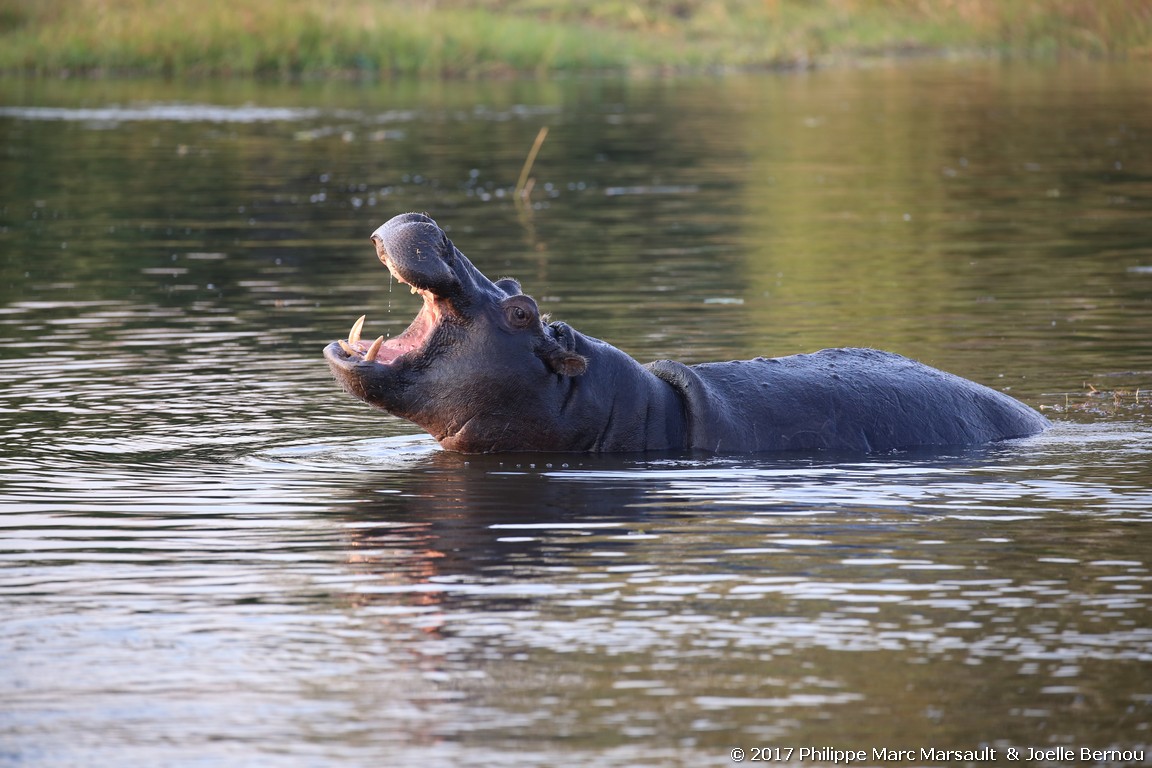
[545,329,688,453]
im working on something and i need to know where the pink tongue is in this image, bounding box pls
[365,336,415,364]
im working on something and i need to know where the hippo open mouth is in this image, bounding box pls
[332,287,441,367]
[325,213,461,369]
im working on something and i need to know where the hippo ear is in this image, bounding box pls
[539,341,588,377]
[537,321,587,377]
[495,277,522,296]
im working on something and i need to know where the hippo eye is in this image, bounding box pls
[503,298,537,330]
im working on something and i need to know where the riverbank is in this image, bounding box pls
[1,0,1149,78]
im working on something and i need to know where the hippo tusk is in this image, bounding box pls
[365,335,384,362]
[349,315,366,345]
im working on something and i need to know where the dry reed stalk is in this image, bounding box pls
[515,126,549,208]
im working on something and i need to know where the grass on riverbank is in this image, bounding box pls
[1,0,1150,77]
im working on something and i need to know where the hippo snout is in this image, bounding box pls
[370,213,461,297]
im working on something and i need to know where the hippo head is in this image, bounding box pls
[323,212,588,452]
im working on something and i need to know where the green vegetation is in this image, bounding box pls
[1,0,1149,77]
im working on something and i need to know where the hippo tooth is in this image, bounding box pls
[365,335,384,362]
[409,285,418,295]
[349,315,366,345]
[338,339,356,355]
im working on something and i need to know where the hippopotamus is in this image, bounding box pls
[324,212,1049,454]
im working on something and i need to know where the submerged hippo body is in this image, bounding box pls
[324,213,1049,454]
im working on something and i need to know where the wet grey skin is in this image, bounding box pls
[324,212,1050,454]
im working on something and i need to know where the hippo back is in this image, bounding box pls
[647,348,1049,453]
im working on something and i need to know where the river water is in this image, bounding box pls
[1,62,1150,766]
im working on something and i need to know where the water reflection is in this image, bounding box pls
[248,433,1152,756]
[2,61,1151,765]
